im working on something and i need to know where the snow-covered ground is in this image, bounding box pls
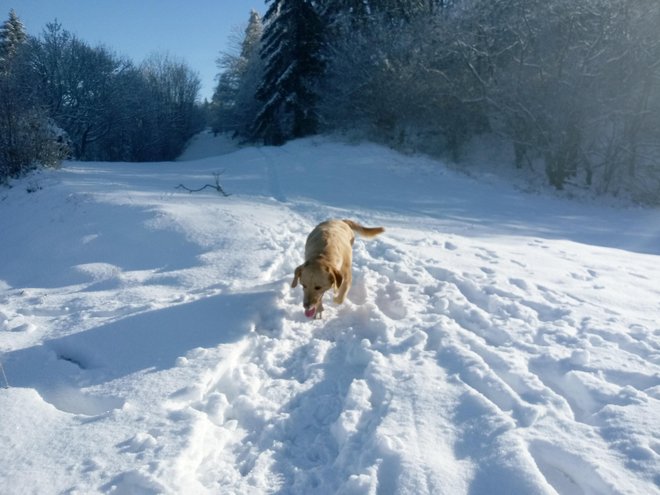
[1,132,659,494]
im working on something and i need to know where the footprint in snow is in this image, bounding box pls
[375,281,408,321]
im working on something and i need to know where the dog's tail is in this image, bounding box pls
[343,219,384,238]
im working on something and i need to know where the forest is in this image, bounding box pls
[213,0,660,202]
[2,1,660,203]
[0,10,204,178]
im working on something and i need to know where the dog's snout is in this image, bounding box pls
[303,298,315,309]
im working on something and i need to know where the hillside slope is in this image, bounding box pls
[1,134,659,494]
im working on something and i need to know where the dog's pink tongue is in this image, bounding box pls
[304,307,316,318]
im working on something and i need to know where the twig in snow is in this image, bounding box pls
[176,172,230,197]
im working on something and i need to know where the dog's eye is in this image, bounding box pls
[315,286,321,291]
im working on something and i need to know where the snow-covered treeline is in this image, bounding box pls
[0,10,205,183]
[213,0,660,203]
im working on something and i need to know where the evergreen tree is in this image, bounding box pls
[0,9,26,69]
[212,10,263,136]
[1,10,66,182]
[252,0,325,144]
[242,9,263,59]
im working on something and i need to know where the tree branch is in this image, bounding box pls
[176,172,230,197]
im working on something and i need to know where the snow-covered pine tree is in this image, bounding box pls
[0,9,26,71]
[242,9,263,60]
[233,10,264,136]
[212,10,264,136]
[1,9,28,179]
[1,10,67,182]
[251,0,325,144]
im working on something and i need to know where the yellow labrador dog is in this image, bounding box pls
[291,219,384,319]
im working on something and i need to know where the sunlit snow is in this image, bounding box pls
[1,133,658,494]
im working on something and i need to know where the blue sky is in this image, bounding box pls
[6,1,266,100]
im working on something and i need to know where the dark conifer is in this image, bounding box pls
[252,0,325,144]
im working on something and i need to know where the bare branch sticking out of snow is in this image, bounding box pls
[176,172,230,197]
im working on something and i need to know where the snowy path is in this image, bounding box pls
[1,135,659,494]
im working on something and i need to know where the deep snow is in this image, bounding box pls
[1,133,659,494]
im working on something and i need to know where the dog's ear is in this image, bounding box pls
[291,265,303,288]
[330,268,343,289]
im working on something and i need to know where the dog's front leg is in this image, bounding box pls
[334,270,352,305]
[315,300,324,319]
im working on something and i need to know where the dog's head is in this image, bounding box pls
[291,260,343,318]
